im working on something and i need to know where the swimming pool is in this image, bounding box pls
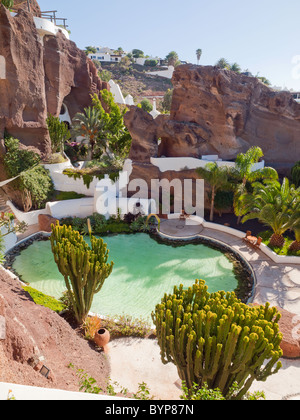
[12,233,239,321]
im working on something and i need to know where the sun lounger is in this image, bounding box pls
[243,231,262,248]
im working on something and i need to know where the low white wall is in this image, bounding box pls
[0,382,127,401]
[151,157,265,173]
[46,198,95,219]
[33,17,70,40]
[47,171,98,197]
[0,226,17,254]
[6,201,50,226]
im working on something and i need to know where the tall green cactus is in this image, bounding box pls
[50,222,114,324]
[152,280,283,400]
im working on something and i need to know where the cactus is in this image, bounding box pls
[152,280,283,400]
[50,222,114,324]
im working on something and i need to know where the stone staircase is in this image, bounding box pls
[0,190,11,213]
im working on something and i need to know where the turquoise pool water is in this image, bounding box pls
[13,234,238,321]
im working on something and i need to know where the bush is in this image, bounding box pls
[46,114,70,154]
[4,137,54,210]
[291,161,300,187]
[144,59,158,67]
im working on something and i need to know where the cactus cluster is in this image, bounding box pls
[152,280,283,400]
[50,222,114,324]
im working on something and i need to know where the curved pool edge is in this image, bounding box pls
[5,229,256,306]
[156,230,257,304]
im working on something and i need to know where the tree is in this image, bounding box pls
[46,114,70,154]
[230,146,278,223]
[230,63,241,73]
[139,99,153,113]
[291,161,300,188]
[162,89,173,113]
[196,163,231,221]
[196,49,202,65]
[71,107,103,158]
[0,0,14,8]
[152,280,282,400]
[0,212,27,264]
[290,217,300,252]
[257,76,271,86]
[215,58,230,70]
[51,222,114,324]
[241,178,300,248]
[132,49,144,58]
[92,91,132,159]
[166,51,179,67]
[85,46,97,56]
[4,137,54,211]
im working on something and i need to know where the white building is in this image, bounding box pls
[109,80,126,105]
[88,47,126,63]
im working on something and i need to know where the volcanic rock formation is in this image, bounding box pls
[0,3,107,156]
[125,64,300,176]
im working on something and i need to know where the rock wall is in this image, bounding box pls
[125,64,300,175]
[0,4,107,157]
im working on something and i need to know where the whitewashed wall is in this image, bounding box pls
[151,157,265,173]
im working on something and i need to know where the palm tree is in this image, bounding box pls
[166,51,179,67]
[230,146,278,223]
[196,49,202,65]
[197,162,230,221]
[289,189,300,251]
[290,218,300,252]
[230,62,241,73]
[241,178,300,248]
[215,58,230,70]
[71,107,104,158]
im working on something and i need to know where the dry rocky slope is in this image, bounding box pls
[0,267,110,393]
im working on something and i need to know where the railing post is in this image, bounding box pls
[27,0,31,12]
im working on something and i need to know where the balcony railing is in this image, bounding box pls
[40,11,68,30]
[10,5,68,30]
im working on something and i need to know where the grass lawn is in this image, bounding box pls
[258,230,300,257]
[23,286,65,313]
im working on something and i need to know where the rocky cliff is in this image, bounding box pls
[125,64,300,173]
[0,4,107,157]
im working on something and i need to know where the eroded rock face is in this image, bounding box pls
[0,5,106,157]
[125,65,300,173]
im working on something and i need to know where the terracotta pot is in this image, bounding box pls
[94,328,110,353]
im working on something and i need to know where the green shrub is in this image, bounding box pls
[46,114,70,154]
[23,286,65,313]
[291,161,300,187]
[4,137,54,210]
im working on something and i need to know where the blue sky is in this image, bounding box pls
[38,0,300,91]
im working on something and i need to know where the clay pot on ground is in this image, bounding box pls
[94,328,110,353]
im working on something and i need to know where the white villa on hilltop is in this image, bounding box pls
[88,47,127,63]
